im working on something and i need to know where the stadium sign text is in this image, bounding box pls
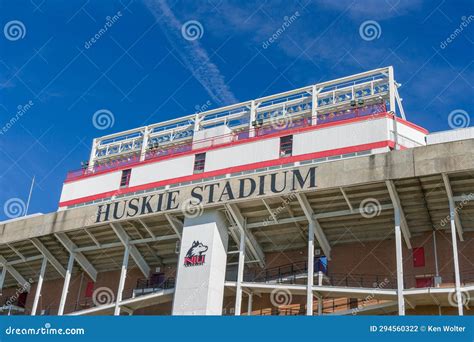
[95,166,316,223]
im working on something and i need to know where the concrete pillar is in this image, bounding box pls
[448,201,464,316]
[114,245,130,316]
[58,252,75,316]
[172,210,228,315]
[0,267,6,290]
[31,257,47,316]
[317,294,323,315]
[247,293,253,316]
[311,85,318,125]
[234,227,246,315]
[394,208,405,315]
[307,222,315,315]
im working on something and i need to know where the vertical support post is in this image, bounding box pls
[433,230,439,279]
[311,85,318,125]
[58,252,75,316]
[235,228,246,316]
[140,127,150,162]
[114,245,130,316]
[317,294,323,315]
[247,292,253,316]
[88,139,98,171]
[394,208,405,315]
[388,66,396,114]
[249,100,256,138]
[0,267,6,290]
[448,200,464,316]
[31,257,48,316]
[307,222,315,315]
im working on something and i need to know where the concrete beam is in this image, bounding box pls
[296,193,331,259]
[110,223,150,277]
[442,173,464,241]
[54,233,97,282]
[30,238,66,277]
[225,204,265,268]
[0,255,30,290]
[386,180,412,249]
[164,214,183,240]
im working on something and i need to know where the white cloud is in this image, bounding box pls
[145,0,237,106]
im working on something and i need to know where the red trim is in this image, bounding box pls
[59,140,396,207]
[65,113,401,184]
[395,117,429,135]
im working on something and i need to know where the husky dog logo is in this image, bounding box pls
[184,241,208,267]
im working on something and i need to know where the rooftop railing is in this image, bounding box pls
[66,102,387,181]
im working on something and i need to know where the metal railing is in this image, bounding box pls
[66,103,387,181]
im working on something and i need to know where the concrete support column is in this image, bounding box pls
[114,245,130,316]
[307,222,315,315]
[58,252,75,316]
[317,294,323,315]
[247,292,253,316]
[448,200,464,316]
[0,267,6,290]
[31,257,48,316]
[394,208,405,315]
[172,210,228,315]
[234,227,246,316]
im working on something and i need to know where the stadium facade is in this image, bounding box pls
[1,66,473,316]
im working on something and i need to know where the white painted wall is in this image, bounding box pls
[129,155,194,187]
[204,138,280,172]
[60,171,122,203]
[427,127,474,145]
[293,118,391,156]
[391,120,427,147]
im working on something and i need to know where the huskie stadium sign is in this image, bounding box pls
[95,166,316,223]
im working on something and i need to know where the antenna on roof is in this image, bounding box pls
[25,176,35,216]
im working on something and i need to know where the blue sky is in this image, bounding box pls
[0,0,473,219]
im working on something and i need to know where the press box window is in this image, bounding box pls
[194,153,206,174]
[280,135,293,157]
[120,169,132,188]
